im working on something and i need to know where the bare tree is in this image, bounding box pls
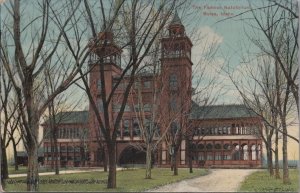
[0,1,87,191]
[248,0,299,113]
[225,53,296,183]
[58,0,179,188]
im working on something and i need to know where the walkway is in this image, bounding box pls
[9,167,124,178]
[148,169,258,192]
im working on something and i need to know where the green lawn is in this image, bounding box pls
[239,169,299,192]
[4,168,208,192]
[8,165,84,175]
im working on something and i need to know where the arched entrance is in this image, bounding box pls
[118,146,146,166]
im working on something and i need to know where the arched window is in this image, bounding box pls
[214,144,222,149]
[232,144,240,160]
[174,43,180,57]
[169,74,178,89]
[223,143,231,150]
[206,143,213,150]
[242,145,248,160]
[251,145,256,160]
[198,144,205,150]
[257,145,261,160]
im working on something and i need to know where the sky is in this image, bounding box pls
[185,0,299,159]
[0,0,299,160]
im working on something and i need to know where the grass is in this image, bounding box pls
[8,165,82,175]
[4,168,208,192]
[239,169,299,192]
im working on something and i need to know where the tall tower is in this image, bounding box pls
[160,11,193,165]
[88,31,122,165]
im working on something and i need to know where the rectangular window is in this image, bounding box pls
[61,146,66,152]
[97,79,102,91]
[67,146,73,153]
[198,154,205,161]
[207,154,213,160]
[74,146,80,152]
[215,153,222,160]
[218,127,223,135]
[169,74,178,89]
[132,118,140,136]
[123,120,130,137]
[112,104,121,112]
[134,81,141,89]
[143,104,151,112]
[134,104,140,112]
[143,81,151,89]
[98,100,104,112]
[170,97,177,111]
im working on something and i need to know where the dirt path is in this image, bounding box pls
[148,169,258,192]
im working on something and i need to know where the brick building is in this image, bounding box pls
[43,12,262,168]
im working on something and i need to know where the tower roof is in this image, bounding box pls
[170,10,182,26]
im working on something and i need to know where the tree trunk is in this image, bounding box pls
[173,152,178,176]
[274,130,280,179]
[103,147,108,172]
[54,137,59,175]
[107,142,116,189]
[187,142,193,173]
[170,154,174,171]
[145,144,152,179]
[281,119,290,184]
[1,145,8,180]
[12,139,19,171]
[266,140,274,176]
[27,142,39,191]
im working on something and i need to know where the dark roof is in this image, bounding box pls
[170,10,182,26]
[190,101,258,120]
[44,111,89,125]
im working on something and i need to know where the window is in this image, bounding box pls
[74,146,80,152]
[214,144,221,149]
[134,104,140,112]
[207,154,213,160]
[61,146,67,152]
[170,122,179,135]
[198,144,205,150]
[198,154,205,161]
[143,81,151,89]
[67,146,74,153]
[218,127,223,135]
[169,74,178,89]
[132,118,140,136]
[134,81,141,89]
[98,100,104,112]
[97,79,102,90]
[123,120,130,137]
[223,143,231,150]
[124,104,131,112]
[223,127,227,134]
[144,104,151,112]
[215,153,222,160]
[223,155,231,160]
[112,104,121,112]
[206,143,213,150]
[170,97,177,111]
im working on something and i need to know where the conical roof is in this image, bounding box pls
[170,10,182,26]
